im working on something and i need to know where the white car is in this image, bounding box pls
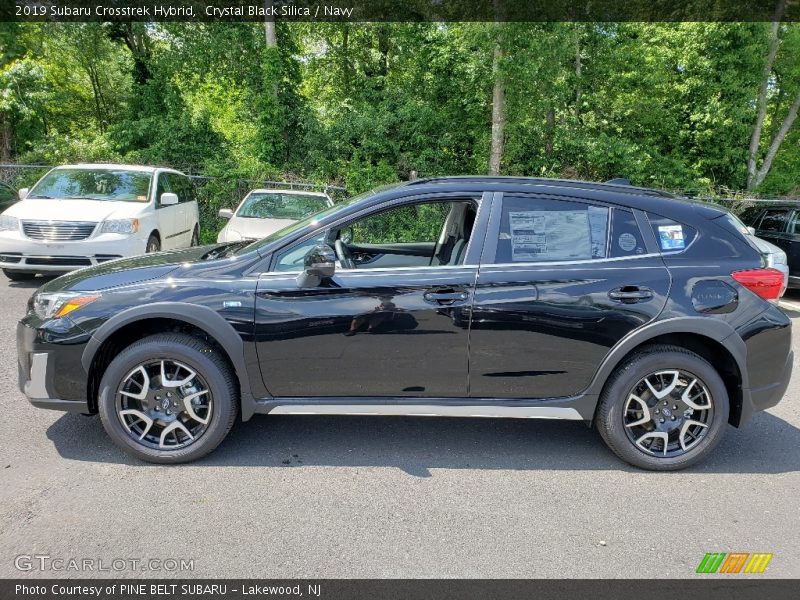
[217,189,333,243]
[0,164,200,280]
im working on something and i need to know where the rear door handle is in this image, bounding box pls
[608,286,654,303]
[424,290,469,305]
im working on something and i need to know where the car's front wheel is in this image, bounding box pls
[595,345,729,470]
[98,333,238,463]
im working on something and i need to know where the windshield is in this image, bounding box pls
[27,168,152,202]
[237,192,330,220]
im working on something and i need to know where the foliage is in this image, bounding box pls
[2,21,800,238]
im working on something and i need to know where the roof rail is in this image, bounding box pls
[605,178,631,185]
[405,175,673,198]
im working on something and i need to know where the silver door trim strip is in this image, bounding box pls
[269,404,584,419]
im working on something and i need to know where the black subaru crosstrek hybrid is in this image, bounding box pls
[17,177,793,469]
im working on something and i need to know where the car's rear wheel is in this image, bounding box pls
[595,345,729,470]
[3,269,36,281]
[98,333,238,463]
[146,234,160,253]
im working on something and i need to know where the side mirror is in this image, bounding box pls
[296,244,336,288]
[160,192,179,206]
[18,188,28,200]
[747,226,756,236]
[218,208,234,219]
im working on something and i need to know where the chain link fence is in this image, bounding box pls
[0,164,347,244]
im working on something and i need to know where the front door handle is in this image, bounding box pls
[424,290,469,305]
[608,286,654,303]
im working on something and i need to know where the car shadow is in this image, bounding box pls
[5,275,57,289]
[46,410,800,475]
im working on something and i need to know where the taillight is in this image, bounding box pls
[731,268,785,301]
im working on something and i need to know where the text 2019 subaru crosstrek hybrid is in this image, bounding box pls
[17,177,793,469]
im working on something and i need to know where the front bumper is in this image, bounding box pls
[0,232,145,272]
[17,319,91,413]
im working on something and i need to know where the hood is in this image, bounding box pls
[223,216,296,240]
[39,245,220,293]
[6,198,146,221]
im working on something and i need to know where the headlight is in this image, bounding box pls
[0,215,19,231]
[33,292,100,320]
[100,218,139,234]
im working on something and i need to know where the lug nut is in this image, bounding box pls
[166,410,171,415]
[663,401,668,406]
[167,392,172,398]
[671,416,676,421]
[659,418,665,423]
[672,405,678,410]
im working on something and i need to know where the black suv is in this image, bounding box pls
[17,177,793,469]
[740,202,800,289]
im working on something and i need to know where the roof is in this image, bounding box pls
[59,164,183,174]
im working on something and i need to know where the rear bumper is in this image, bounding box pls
[17,320,91,413]
[735,305,793,426]
[739,351,793,425]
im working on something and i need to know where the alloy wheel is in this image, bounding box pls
[116,359,213,450]
[622,369,714,457]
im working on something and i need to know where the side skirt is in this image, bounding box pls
[252,396,597,422]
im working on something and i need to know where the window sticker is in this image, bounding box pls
[509,210,591,261]
[618,232,637,252]
[658,224,685,250]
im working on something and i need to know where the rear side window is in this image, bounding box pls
[646,213,697,253]
[494,197,644,263]
[609,208,646,257]
[759,209,790,233]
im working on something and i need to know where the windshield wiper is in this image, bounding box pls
[28,195,54,199]
[64,196,99,201]
[202,241,251,260]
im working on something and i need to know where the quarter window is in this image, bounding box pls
[646,213,697,252]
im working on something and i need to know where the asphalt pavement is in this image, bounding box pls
[1,277,798,578]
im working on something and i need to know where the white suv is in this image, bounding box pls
[0,164,200,280]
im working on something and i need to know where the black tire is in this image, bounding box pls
[3,269,36,281]
[98,333,238,463]
[190,226,199,247]
[595,344,729,471]
[146,234,160,253]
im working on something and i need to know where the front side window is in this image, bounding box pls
[237,193,330,220]
[494,197,613,263]
[791,211,800,235]
[156,173,172,206]
[759,209,790,233]
[27,168,152,203]
[168,174,194,203]
[350,202,450,245]
[272,199,476,272]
